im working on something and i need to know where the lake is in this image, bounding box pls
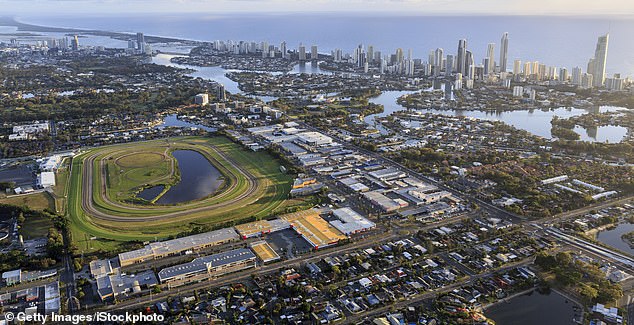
[596,222,634,255]
[486,289,580,325]
[137,150,223,204]
[365,90,628,141]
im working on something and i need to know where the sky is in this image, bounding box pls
[1,0,634,16]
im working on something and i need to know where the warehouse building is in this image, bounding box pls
[96,270,158,301]
[280,209,346,250]
[295,131,333,146]
[118,228,240,267]
[158,248,257,289]
[37,172,56,188]
[363,191,408,213]
[250,241,280,263]
[234,219,291,239]
[329,208,376,235]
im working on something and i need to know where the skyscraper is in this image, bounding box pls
[559,68,569,82]
[513,59,522,75]
[523,61,532,77]
[71,35,79,51]
[465,50,474,79]
[591,34,609,87]
[280,41,287,59]
[456,39,467,76]
[572,67,583,85]
[499,32,509,73]
[486,43,495,75]
[298,43,306,61]
[355,44,365,67]
[367,45,374,64]
[395,48,404,64]
[136,32,145,51]
[434,48,444,75]
[445,54,454,77]
[217,84,227,102]
[311,45,318,61]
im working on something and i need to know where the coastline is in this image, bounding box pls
[0,16,194,45]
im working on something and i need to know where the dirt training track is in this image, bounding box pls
[78,141,263,222]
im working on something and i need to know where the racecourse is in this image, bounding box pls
[66,136,302,251]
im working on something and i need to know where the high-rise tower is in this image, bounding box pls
[456,39,467,76]
[486,43,495,75]
[499,32,509,72]
[591,34,609,87]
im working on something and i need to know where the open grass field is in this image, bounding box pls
[52,158,71,214]
[21,213,53,240]
[0,192,55,211]
[66,136,312,253]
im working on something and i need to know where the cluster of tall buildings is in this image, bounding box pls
[203,32,624,90]
[127,32,150,54]
[427,32,508,82]
[427,32,623,90]
[333,44,417,75]
[10,35,81,51]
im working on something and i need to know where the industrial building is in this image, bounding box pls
[37,172,56,188]
[296,131,333,146]
[363,191,409,213]
[158,248,257,289]
[280,209,346,250]
[329,207,376,235]
[250,241,280,263]
[118,228,240,267]
[234,219,291,239]
[96,270,158,301]
[89,259,113,279]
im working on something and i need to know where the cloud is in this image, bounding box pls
[0,0,632,15]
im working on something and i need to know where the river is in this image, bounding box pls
[486,289,581,325]
[152,51,628,142]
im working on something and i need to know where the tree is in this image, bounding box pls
[17,212,25,225]
[596,285,623,304]
[534,252,557,271]
[555,251,573,266]
[578,283,598,302]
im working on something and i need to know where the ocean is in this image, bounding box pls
[15,13,634,77]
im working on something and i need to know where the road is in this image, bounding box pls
[83,230,400,313]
